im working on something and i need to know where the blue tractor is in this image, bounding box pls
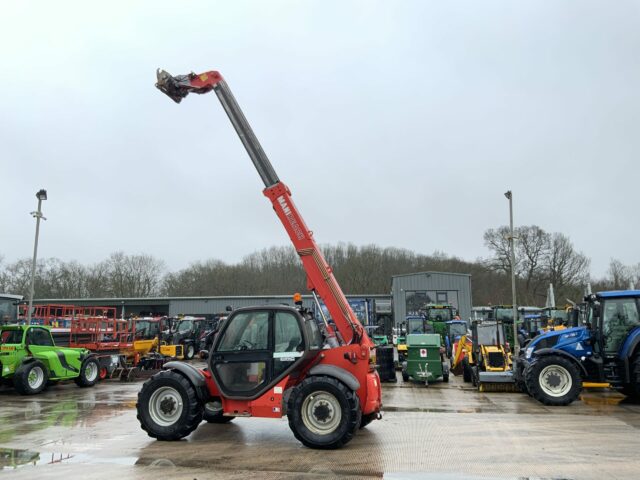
[516,290,640,406]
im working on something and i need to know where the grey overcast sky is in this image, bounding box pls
[1,1,639,277]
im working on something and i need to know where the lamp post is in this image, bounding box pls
[504,190,519,358]
[26,189,47,324]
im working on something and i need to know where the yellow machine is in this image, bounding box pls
[470,321,516,391]
[132,317,184,360]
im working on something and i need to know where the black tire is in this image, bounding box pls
[287,376,360,449]
[184,343,195,360]
[203,402,234,424]
[525,355,582,406]
[14,360,49,395]
[471,366,479,387]
[402,370,409,382]
[442,372,449,383]
[359,412,377,429]
[618,354,640,400]
[136,370,203,440]
[74,357,100,388]
[462,357,471,383]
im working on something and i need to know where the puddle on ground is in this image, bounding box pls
[0,447,137,470]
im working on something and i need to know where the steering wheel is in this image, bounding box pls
[237,339,255,350]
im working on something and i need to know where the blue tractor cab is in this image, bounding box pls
[516,290,640,406]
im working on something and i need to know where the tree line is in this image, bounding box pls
[0,225,634,306]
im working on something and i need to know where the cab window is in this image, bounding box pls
[218,311,269,351]
[1,329,23,344]
[603,298,640,352]
[28,328,54,346]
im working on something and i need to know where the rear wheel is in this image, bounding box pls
[525,355,581,406]
[75,357,100,388]
[184,343,196,360]
[619,354,640,400]
[287,376,360,449]
[203,402,234,424]
[14,361,49,395]
[462,357,472,383]
[137,370,203,440]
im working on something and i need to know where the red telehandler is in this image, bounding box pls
[135,69,382,449]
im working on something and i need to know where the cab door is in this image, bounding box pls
[209,308,307,399]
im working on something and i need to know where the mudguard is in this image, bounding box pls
[308,364,360,391]
[163,361,208,400]
[532,348,588,377]
[619,327,640,359]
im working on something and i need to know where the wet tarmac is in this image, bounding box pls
[1,371,640,479]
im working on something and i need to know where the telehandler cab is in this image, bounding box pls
[136,70,382,449]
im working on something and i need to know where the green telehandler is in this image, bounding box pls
[0,324,99,395]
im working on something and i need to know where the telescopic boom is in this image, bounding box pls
[156,69,369,347]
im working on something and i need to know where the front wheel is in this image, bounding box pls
[287,376,360,449]
[136,370,203,440]
[75,357,100,388]
[14,361,49,395]
[525,355,581,406]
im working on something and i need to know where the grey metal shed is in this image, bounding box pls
[391,271,472,324]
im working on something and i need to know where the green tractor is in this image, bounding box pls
[423,304,456,346]
[0,325,99,395]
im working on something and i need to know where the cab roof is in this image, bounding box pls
[597,290,640,299]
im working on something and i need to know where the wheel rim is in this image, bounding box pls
[28,366,44,389]
[301,390,342,435]
[188,345,195,357]
[149,386,184,426]
[85,362,98,382]
[539,364,572,397]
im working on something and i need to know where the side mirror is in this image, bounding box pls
[592,304,601,318]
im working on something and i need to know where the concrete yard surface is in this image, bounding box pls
[1,374,639,479]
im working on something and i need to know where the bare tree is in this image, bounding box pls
[544,233,590,301]
[104,252,166,297]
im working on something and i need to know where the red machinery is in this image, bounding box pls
[136,69,382,449]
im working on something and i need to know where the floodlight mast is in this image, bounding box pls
[155,69,367,347]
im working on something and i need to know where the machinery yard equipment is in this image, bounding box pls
[136,69,382,449]
[516,290,640,406]
[401,333,449,384]
[443,319,468,358]
[469,320,516,392]
[0,324,99,395]
[0,294,23,326]
[397,315,430,366]
[163,316,214,360]
[132,317,185,360]
[423,303,455,346]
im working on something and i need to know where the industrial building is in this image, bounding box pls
[33,294,392,324]
[391,271,473,323]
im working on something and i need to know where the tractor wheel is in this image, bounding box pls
[618,354,640,401]
[14,360,49,395]
[137,370,203,440]
[203,402,234,424]
[462,357,472,383]
[184,343,196,360]
[287,376,360,449]
[525,355,581,406]
[75,357,100,388]
[401,370,409,382]
[471,366,479,387]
